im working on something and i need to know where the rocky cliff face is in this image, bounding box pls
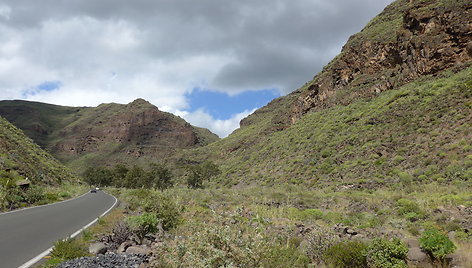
[0,99,219,171]
[291,0,471,121]
[55,99,206,156]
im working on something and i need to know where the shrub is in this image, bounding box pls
[148,163,173,190]
[127,212,159,241]
[50,238,89,260]
[23,186,45,204]
[419,228,456,260]
[300,227,340,263]
[261,245,310,268]
[83,166,113,187]
[395,198,421,215]
[365,238,408,268]
[324,240,367,268]
[186,161,221,189]
[142,193,182,231]
[152,223,267,267]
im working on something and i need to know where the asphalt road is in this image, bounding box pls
[0,191,116,268]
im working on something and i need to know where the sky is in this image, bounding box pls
[0,0,394,137]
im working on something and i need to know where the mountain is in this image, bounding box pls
[0,99,219,173]
[180,0,472,186]
[0,116,78,185]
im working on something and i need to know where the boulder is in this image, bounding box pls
[117,241,135,253]
[445,253,463,268]
[407,247,432,268]
[126,246,152,255]
[406,238,420,248]
[89,242,108,255]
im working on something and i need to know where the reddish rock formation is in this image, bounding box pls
[291,0,472,122]
[54,99,216,158]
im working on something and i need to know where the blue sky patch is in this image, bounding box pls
[187,88,280,120]
[37,81,62,91]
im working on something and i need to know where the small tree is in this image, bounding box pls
[112,164,129,187]
[124,165,146,188]
[186,165,204,189]
[148,163,173,190]
[83,166,113,187]
[186,161,220,189]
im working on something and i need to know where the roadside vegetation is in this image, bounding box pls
[58,65,471,267]
[97,184,469,267]
[0,117,84,211]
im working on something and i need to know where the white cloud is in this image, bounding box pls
[0,4,11,20]
[176,108,256,138]
[0,0,394,136]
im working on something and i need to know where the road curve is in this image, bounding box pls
[0,191,116,268]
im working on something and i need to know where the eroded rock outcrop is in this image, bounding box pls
[291,0,472,121]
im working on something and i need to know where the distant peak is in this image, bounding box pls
[128,98,156,109]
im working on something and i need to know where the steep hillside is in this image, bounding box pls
[0,99,219,173]
[181,0,472,186]
[0,116,82,209]
[0,116,78,184]
[189,66,471,185]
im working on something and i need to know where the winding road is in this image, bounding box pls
[0,191,117,268]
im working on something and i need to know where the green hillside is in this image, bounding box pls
[185,66,472,186]
[0,116,81,210]
[180,0,472,187]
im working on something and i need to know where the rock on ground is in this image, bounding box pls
[55,253,148,268]
[89,242,108,255]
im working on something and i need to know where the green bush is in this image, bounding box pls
[419,228,456,260]
[142,193,182,231]
[83,166,113,187]
[365,238,408,268]
[148,163,174,190]
[50,238,89,260]
[395,198,421,215]
[127,212,159,240]
[24,186,45,204]
[324,240,367,268]
[186,161,221,189]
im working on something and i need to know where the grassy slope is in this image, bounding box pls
[0,100,83,148]
[181,0,472,188]
[0,116,85,211]
[185,64,472,188]
[0,116,79,185]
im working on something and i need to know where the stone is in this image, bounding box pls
[346,229,358,235]
[445,253,462,267]
[89,242,108,255]
[407,247,427,262]
[118,241,135,253]
[406,238,420,248]
[126,246,152,255]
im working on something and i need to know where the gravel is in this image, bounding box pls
[55,253,148,268]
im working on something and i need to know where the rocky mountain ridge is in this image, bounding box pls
[291,0,471,121]
[181,0,472,186]
[240,0,471,131]
[0,99,219,172]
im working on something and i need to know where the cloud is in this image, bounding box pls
[0,0,394,136]
[176,109,256,138]
[0,4,11,20]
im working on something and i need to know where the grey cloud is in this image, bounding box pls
[2,0,394,94]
